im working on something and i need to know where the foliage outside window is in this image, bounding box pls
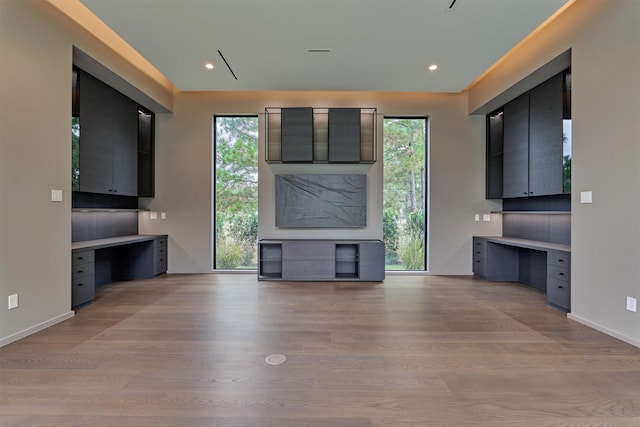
[383,118,427,271]
[214,116,259,269]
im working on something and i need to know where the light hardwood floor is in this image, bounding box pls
[2,274,640,426]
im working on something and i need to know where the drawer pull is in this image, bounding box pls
[559,272,565,276]
[78,256,84,260]
[558,285,563,289]
[78,270,83,274]
[558,259,564,263]
[78,283,84,287]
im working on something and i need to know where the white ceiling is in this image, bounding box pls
[79,0,569,93]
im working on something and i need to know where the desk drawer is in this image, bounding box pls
[473,237,487,257]
[548,264,570,282]
[548,251,570,268]
[547,277,570,311]
[473,255,487,278]
[72,250,94,266]
[154,236,168,247]
[72,262,94,279]
[72,275,95,307]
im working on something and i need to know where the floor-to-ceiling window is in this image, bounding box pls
[213,115,259,270]
[383,117,428,271]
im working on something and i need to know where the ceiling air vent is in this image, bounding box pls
[445,0,459,11]
[217,50,238,80]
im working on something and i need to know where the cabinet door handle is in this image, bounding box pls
[78,283,84,287]
[558,285,563,289]
[559,272,565,276]
[78,270,83,274]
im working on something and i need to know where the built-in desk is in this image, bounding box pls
[473,236,571,312]
[71,234,168,308]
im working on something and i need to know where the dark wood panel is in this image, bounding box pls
[328,108,361,163]
[78,70,114,195]
[77,69,138,196]
[486,109,504,199]
[503,92,530,198]
[529,73,563,196]
[281,107,313,162]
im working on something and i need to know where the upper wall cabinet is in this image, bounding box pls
[266,107,376,164]
[137,106,155,198]
[281,107,314,162]
[486,70,571,199]
[73,69,155,198]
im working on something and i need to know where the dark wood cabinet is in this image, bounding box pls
[529,73,564,197]
[472,236,571,312]
[281,107,314,162]
[71,235,168,309]
[489,71,569,200]
[328,108,361,163]
[138,107,154,197]
[259,239,385,281]
[78,70,138,196]
[486,109,504,199]
[503,92,530,198]
[265,107,376,163]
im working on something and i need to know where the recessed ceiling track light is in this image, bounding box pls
[307,49,332,53]
[218,50,238,80]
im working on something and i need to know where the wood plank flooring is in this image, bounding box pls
[2,274,640,426]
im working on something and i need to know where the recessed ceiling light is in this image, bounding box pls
[428,64,438,71]
[205,63,215,70]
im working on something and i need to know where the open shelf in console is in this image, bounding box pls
[335,243,359,279]
[258,242,282,279]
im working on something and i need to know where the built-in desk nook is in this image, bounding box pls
[71,234,167,308]
[473,236,571,312]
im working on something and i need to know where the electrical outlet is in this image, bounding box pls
[160,212,167,220]
[8,294,18,310]
[474,214,480,222]
[626,297,637,313]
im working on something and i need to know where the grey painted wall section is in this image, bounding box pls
[469,0,640,346]
[0,0,173,345]
[139,91,494,274]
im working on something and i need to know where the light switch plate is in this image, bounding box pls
[8,294,18,310]
[482,214,491,222]
[150,212,158,220]
[474,214,480,222]
[51,189,63,202]
[580,191,593,204]
[160,212,167,220]
[627,297,637,313]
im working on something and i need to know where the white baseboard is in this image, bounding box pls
[0,311,75,347]
[567,313,640,349]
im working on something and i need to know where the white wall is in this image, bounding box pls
[469,0,640,346]
[139,91,498,274]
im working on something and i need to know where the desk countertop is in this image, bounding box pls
[72,234,167,251]
[477,236,571,253]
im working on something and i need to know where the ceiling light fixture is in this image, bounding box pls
[205,63,214,70]
[428,64,438,71]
